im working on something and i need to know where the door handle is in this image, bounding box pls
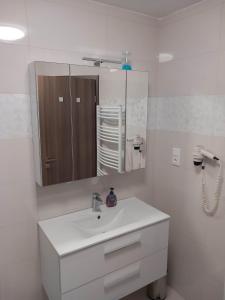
[45,158,57,163]
[44,158,57,169]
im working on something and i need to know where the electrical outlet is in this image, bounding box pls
[172,147,181,166]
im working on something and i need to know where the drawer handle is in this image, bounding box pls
[104,233,141,255]
[104,262,141,290]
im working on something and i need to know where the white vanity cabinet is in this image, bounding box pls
[38,198,170,300]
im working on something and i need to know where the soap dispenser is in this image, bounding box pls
[106,187,117,207]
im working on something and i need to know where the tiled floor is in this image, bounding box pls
[121,287,184,300]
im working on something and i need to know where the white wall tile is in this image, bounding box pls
[215,50,225,95]
[0,223,38,266]
[0,138,35,184]
[0,182,36,227]
[158,3,222,60]
[149,95,225,138]
[218,1,225,51]
[27,0,107,55]
[0,44,28,94]
[156,52,219,97]
[0,138,39,299]
[106,15,157,61]
[0,259,42,300]
[0,94,31,139]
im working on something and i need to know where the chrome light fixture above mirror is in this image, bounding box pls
[82,57,122,67]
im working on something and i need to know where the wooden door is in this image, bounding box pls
[38,76,73,186]
[70,76,98,180]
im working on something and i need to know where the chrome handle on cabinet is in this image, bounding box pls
[104,262,141,290]
[104,232,141,255]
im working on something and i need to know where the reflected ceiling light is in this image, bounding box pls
[0,26,25,41]
[158,53,174,63]
[110,68,118,72]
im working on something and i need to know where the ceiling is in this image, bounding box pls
[94,0,203,18]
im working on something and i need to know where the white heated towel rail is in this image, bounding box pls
[97,105,124,175]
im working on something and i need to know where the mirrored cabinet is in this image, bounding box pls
[29,62,148,186]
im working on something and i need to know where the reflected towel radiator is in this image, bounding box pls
[97,105,124,175]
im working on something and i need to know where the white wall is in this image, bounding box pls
[148,0,225,299]
[0,1,157,299]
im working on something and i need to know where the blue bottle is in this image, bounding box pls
[106,187,117,207]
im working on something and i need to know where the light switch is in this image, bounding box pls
[58,96,64,103]
[172,147,181,166]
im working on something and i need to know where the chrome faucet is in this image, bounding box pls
[92,192,103,212]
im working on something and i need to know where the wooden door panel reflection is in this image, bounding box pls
[38,76,73,186]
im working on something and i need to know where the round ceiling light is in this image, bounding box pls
[0,26,25,41]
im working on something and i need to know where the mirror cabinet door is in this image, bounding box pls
[126,71,148,172]
[34,62,72,186]
[98,68,126,176]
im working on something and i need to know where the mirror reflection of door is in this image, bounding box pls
[38,75,73,186]
[70,76,99,180]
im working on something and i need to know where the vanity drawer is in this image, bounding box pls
[62,249,168,300]
[60,220,169,293]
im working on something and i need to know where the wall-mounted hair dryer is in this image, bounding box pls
[193,145,219,166]
[193,145,223,216]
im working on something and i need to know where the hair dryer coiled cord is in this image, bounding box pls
[202,159,223,216]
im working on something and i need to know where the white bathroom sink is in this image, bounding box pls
[38,197,170,256]
[74,208,127,236]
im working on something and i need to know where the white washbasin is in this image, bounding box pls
[38,197,170,256]
[74,208,127,236]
